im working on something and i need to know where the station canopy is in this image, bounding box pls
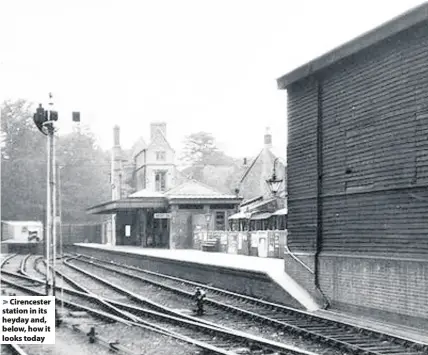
[228,211,247,220]
[87,180,242,215]
[250,212,272,220]
[272,208,288,215]
[86,197,167,214]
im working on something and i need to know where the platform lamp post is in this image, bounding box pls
[266,157,284,231]
[266,158,283,197]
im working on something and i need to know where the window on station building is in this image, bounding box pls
[178,204,203,210]
[155,171,167,191]
[215,211,226,230]
[125,225,131,237]
[156,151,166,161]
[209,204,236,210]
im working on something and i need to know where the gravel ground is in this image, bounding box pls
[1,254,23,272]
[67,259,195,310]
[70,258,342,355]
[56,262,130,301]
[18,326,114,355]
[0,345,14,355]
[95,322,202,355]
[24,255,46,279]
[1,283,201,355]
[4,256,340,354]
[61,260,302,354]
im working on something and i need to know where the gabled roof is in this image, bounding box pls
[239,146,286,184]
[164,179,238,199]
[277,3,428,89]
[241,195,264,207]
[147,128,174,151]
[88,178,242,215]
[128,189,165,198]
[131,137,148,158]
[243,197,276,211]
[1,221,42,226]
[239,150,262,184]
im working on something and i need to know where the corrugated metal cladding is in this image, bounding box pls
[287,20,428,255]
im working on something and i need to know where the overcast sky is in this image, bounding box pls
[1,0,425,160]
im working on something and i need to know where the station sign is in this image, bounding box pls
[154,213,172,219]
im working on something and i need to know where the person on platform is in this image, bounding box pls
[194,287,206,316]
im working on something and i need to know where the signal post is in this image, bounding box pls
[33,94,80,297]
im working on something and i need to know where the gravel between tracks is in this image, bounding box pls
[1,254,23,273]
[66,259,195,310]
[69,258,343,355]
[1,282,201,355]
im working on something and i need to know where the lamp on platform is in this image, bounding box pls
[266,157,283,195]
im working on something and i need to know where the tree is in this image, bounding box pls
[1,100,47,220]
[179,131,244,192]
[1,99,111,223]
[1,99,45,160]
[56,130,111,223]
[180,132,217,166]
[180,131,236,167]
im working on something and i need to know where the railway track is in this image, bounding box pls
[0,276,179,355]
[2,254,321,355]
[71,253,428,355]
[1,255,141,355]
[59,256,343,354]
[1,344,28,355]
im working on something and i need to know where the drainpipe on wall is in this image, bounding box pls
[315,77,330,310]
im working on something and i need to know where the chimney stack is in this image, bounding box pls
[113,125,120,147]
[264,127,272,148]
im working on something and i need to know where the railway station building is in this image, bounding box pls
[87,123,242,249]
[277,3,428,328]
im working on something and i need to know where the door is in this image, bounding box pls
[258,232,268,258]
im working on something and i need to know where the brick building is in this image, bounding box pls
[88,123,241,248]
[237,127,287,202]
[229,127,288,233]
[277,4,428,328]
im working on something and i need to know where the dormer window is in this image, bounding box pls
[156,151,166,161]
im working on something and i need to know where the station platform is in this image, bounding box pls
[71,243,320,311]
[69,244,428,345]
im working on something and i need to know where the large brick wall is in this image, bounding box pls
[319,254,428,329]
[284,253,317,297]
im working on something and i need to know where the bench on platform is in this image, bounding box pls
[201,239,219,252]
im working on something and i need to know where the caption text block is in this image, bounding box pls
[1,296,56,344]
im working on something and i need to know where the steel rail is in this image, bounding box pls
[73,253,428,355]
[5,254,318,355]
[0,271,234,355]
[2,344,28,355]
[59,257,319,355]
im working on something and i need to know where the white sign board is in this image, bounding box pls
[1,296,56,344]
[154,213,172,219]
